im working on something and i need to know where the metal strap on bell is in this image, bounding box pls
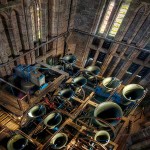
[94,130,110,146]
[50,133,68,149]
[102,77,121,93]
[27,104,46,118]
[72,76,87,87]
[122,84,145,105]
[44,112,62,129]
[7,134,28,150]
[94,102,123,127]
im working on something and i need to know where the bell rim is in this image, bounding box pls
[62,55,76,63]
[122,84,144,101]
[94,130,110,146]
[7,134,28,150]
[27,104,46,118]
[102,77,121,90]
[50,133,68,149]
[72,76,87,86]
[44,112,62,129]
[94,102,123,127]
[85,66,100,75]
[59,88,74,99]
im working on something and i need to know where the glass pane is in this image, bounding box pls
[30,7,36,41]
[98,0,115,34]
[108,0,131,37]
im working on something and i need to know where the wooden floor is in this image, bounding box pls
[0,109,20,131]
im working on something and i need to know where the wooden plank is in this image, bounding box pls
[114,117,129,143]
[5,121,20,130]
[0,111,4,116]
[109,141,118,150]
[0,90,29,110]
[0,110,19,131]
[30,74,67,103]
[0,100,23,116]
[0,114,7,120]
[36,61,69,77]
[1,118,11,125]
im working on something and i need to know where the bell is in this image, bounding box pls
[7,134,28,150]
[21,80,35,92]
[58,88,74,99]
[44,112,62,129]
[94,102,123,127]
[72,76,87,87]
[50,133,68,149]
[54,65,64,70]
[122,84,145,105]
[28,104,46,118]
[62,54,76,64]
[94,130,110,146]
[85,66,100,76]
[102,77,121,92]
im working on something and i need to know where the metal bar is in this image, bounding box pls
[0,31,69,67]
[0,29,149,69]
[0,78,26,94]
[26,91,31,104]
[72,29,150,53]
[63,0,73,55]
[17,99,23,111]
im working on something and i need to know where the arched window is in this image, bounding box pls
[98,0,132,37]
[30,6,36,41]
[30,0,41,41]
[109,0,132,36]
[99,0,115,34]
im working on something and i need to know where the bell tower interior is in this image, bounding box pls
[0,0,149,150]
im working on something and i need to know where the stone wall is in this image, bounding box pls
[67,0,150,87]
[0,0,149,88]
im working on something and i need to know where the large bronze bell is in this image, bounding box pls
[122,84,145,105]
[102,77,121,92]
[58,88,74,99]
[94,102,123,127]
[72,76,87,87]
[50,133,68,149]
[85,65,100,76]
[94,130,110,146]
[44,112,62,129]
[62,54,76,64]
[27,104,46,118]
[7,134,28,150]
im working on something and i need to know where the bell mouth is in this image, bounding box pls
[122,84,144,101]
[94,102,123,127]
[50,133,68,149]
[85,66,100,76]
[102,77,121,90]
[44,112,62,129]
[72,76,87,87]
[94,130,110,146]
[7,134,28,150]
[59,88,74,99]
[28,104,46,118]
[63,55,77,64]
